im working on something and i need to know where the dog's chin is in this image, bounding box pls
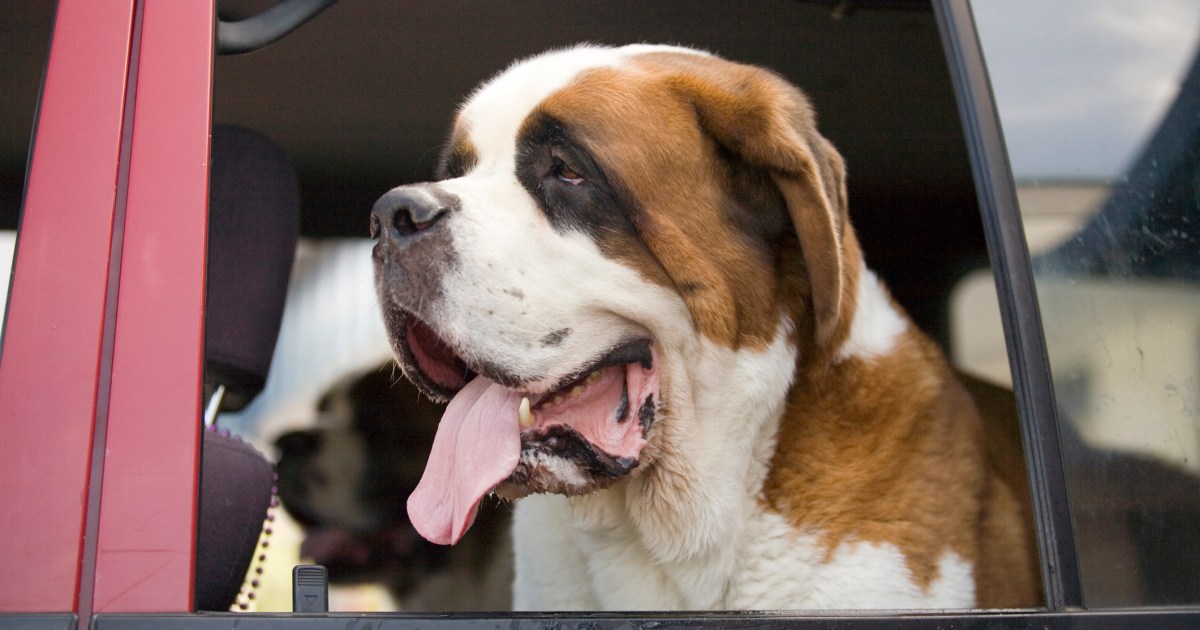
[492,424,643,500]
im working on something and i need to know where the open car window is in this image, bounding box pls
[965,0,1200,607]
[5,0,1200,627]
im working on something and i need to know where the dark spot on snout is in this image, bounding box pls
[540,328,572,347]
[638,395,655,433]
[504,288,526,300]
[437,133,479,180]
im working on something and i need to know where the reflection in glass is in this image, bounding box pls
[973,0,1200,607]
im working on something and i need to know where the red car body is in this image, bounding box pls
[0,0,213,617]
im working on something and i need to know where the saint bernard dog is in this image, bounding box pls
[370,44,1039,610]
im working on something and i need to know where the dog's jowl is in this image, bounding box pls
[372,44,1039,610]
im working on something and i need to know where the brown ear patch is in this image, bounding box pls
[643,52,853,349]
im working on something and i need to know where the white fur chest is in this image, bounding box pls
[512,494,976,610]
[508,278,977,611]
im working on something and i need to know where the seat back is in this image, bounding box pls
[194,125,300,610]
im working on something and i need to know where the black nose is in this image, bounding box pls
[370,185,455,241]
[276,430,322,459]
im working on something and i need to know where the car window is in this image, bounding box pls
[0,231,13,324]
[962,0,1200,607]
[207,0,1014,613]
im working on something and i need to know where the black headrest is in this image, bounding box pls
[194,428,276,611]
[205,125,300,411]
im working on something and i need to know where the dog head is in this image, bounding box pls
[372,45,860,547]
[274,368,448,586]
[274,367,513,603]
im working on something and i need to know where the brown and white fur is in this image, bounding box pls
[371,44,1038,610]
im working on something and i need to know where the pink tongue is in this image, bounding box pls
[407,375,520,545]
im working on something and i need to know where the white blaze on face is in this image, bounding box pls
[458,44,711,177]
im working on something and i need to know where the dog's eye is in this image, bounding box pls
[554,162,585,186]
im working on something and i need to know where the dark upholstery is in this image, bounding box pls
[194,125,300,610]
[204,125,300,412]
[194,429,276,611]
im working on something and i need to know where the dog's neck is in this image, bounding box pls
[557,262,927,609]
[566,283,871,607]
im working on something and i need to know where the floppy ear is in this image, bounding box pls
[767,137,849,347]
[663,59,851,346]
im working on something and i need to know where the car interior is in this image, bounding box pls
[3,0,1198,614]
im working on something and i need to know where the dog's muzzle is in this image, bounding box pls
[371,183,464,326]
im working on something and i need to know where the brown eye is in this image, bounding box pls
[555,163,585,186]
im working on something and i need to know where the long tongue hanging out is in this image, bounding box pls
[406,376,521,545]
[408,347,657,546]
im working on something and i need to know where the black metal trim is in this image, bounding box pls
[216,0,339,55]
[931,0,1083,610]
[0,614,77,630]
[90,609,1200,630]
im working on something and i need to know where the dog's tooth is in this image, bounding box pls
[569,385,583,398]
[552,395,564,407]
[519,397,534,428]
[587,371,601,384]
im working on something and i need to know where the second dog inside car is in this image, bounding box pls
[274,365,512,611]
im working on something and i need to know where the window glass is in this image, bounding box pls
[0,231,13,324]
[971,0,1200,607]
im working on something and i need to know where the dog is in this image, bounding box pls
[370,44,1039,609]
[274,367,512,611]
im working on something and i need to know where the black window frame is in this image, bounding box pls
[932,2,1200,624]
[933,0,1084,610]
